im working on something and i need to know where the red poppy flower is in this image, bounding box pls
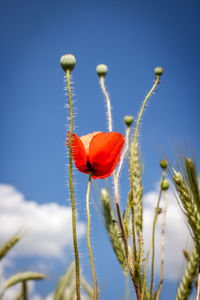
[67,131,125,179]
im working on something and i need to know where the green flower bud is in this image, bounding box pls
[154,66,163,76]
[160,160,168,169]
[60,54,76,72]
[161,179,169,190]
[96,64,108,77]
[124,115,133,127]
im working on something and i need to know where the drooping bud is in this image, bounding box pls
[124,115,133,127]
[160,160,168,169]
[96,64,108,77]
[161,179,169,190]
[60,54,76,72]
[154,66,163,76]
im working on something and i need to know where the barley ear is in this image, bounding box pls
[132,142,143,236]
[4,272,45,290]
[172,165,200,252]
[53,262,75,300]
[176,246,199,300]
[101,189,127,271]
[0,235,21,261]
[81,277,94,299]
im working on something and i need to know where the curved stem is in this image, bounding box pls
[86,173,98,300]
[130,76,160,191]
[129,75,160,265]
[99,76,112,132]
[66,70,81,300]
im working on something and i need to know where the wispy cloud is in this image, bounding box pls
[0,184,86,258]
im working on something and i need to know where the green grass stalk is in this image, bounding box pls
[22,282,27,300]
[130,75,160,263]
[86,173,98,300]
[155,190,168,300]
[150,170,166,300]
[66,70,81,300]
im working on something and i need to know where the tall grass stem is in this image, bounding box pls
[66,70,81,300]
[86,173,98,300]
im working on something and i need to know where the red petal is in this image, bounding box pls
[67,132,89,174]
[89,132,125,179]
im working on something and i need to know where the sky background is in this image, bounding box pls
[0,0,200,299]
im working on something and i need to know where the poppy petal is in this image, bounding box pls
[67,132,89,174]
[80,131,101,157]
[89,132,125,179]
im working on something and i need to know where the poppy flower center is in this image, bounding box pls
[87,161,92,171]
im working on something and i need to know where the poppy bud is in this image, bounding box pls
[161,179,169,190]
[60,54,76,72]
[96,64,108,77]
[160,160,168,169]
[124,115,133,127]
[154,67,163,76]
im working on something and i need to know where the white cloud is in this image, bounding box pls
[143,184,193,280]
[0,184,86,258]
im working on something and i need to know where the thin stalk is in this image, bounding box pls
[130,75,160,261]
[156,190,168,300]
[125,272,130,300]
[66,70,81,300]
[99,76,112,132]
[86,173,98,300]
[22,281,27,300]
[141,238,152,300]
[115,195,141,300]
[196,271,200,300]
[150,170,166,300]
[114,126,131,228]
[113,125,141,298]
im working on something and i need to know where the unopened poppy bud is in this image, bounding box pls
[96,64,108,77]
[161,179,169,190]
[124,115,133,127]
[154,67,163,76]
[160,160,168,169]
[60,54,76,72]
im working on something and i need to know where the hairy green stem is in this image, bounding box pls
[155,190,168,300]
[130,76,160,262]
[86,173,98,300]
[150,170,166,300]
[66,70,81,300]
[99,76,112,132]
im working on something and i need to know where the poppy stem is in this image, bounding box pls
[155,189,168,300]
[129,75,160,260]
[150,169,166,300]
[86,173,98,300]
[99,76,112,132]
[66,70,81,300]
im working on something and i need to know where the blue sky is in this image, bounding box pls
[0,0,199,299]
